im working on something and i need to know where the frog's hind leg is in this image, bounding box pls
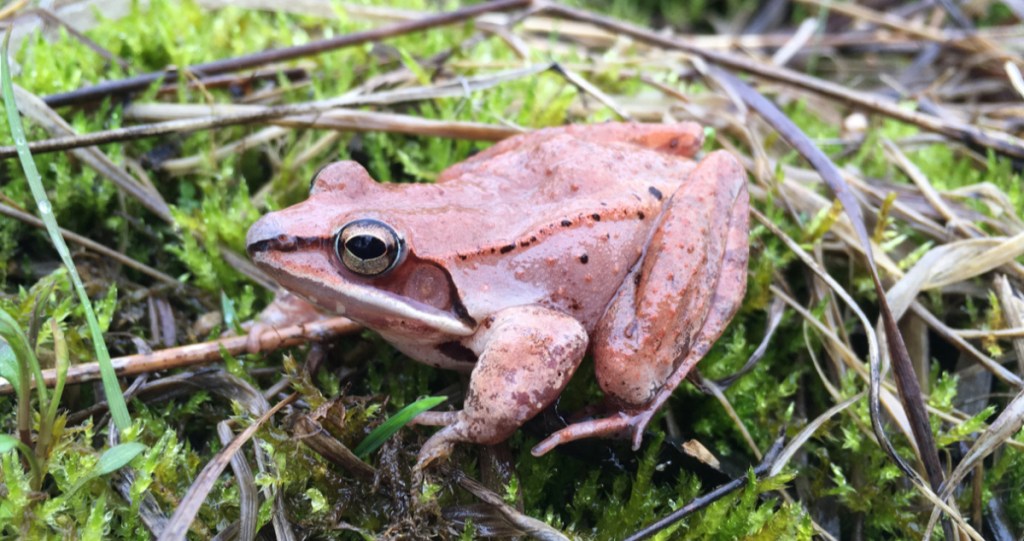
[532,150,749,456]
[416,305,588,468]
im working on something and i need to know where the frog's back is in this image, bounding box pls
[404,123,704,329]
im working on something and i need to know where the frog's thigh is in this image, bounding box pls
[594,150,748,408]
[417,306,588,467]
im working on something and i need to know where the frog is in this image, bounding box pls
[245,122,749,467]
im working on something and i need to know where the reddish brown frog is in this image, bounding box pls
[246,122,749,466]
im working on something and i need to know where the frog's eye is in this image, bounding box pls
[336,219,403,276]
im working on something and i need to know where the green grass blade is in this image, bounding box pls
[94,442,147,476]
[46,319,69,425]
[65,442,147,497]
[0,433,19,453]
[354,396,447,458]
[0,302,45,404]
[0,342,17,395]
[0,306,45,445]
[0,31,131,431]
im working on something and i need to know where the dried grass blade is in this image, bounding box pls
[908,302,1018,387]
[694,374,762,459]
[157,393,297,541]
[715,296,784,387]
[718,70,946,499]
[0,202,180,286]
[454,471,571,541]
[885,238,1024,386]
[886,236,1024,320]
[770,393,862,477]
[756,216,918,457]
[996,276,1024,375]
[542,2,1024,160]
[0,65,547,160]
[217,422,258,541]
[943,389,1024,503]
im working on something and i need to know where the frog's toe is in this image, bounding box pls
[245,321,299,355]
[531,412,637,456]
[531,408,661,456]
[410,410,458,427]
[416,427,459,469]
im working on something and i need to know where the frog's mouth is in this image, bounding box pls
[247,226,475,337]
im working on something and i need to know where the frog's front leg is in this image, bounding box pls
[533,150,749,456]
[416,305,588,468]
[243,291,330,353]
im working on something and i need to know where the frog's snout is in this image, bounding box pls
[246,213,286,256]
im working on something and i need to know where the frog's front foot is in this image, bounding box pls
[414,305,588,469]
[244,291,325,353]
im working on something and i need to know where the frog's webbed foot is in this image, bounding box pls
[415,306,587,469]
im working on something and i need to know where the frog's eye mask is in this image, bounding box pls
[336,219,403,276]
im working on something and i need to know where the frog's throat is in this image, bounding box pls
[302,275,477,337]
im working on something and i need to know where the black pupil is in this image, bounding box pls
[346,235,387,260]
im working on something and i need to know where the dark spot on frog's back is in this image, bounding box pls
[500,244,516,254]
[591,213,601,222]
[437,341,477,364]
[648,186,663,201]
[637,211,646,220]
[579,254,589,264]
[561,219,572,227]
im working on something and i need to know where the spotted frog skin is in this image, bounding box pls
[246,122,749,466]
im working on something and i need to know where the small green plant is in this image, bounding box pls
[353,395,447,457]
[1,31,131,432]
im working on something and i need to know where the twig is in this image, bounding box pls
[0,317,360,395]
[10,84,173,222]
[42,0,531,107]
[0,65,546,159]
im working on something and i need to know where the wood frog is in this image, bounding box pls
[246,122,749,466]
